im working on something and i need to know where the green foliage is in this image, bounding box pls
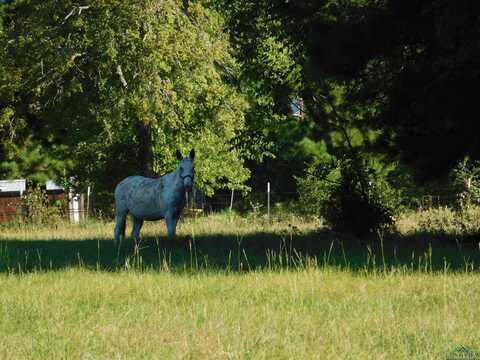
[286,0,480,179]
[450,158,480,209]
[4,0,473,210]
[296,161,339,216]
[212,0,309,194]
[298,158,399,238]
[215,0,480,197]
[1,0,250,194]
[21,185,64,225]
[327,172,393,238]
[0,138,71,184]
[402,207,480,237]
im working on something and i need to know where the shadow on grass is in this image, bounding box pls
[0,229,479,273]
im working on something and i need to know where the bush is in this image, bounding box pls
[450,157,480,209]
[296,162,339,217]
[21,186,64,225]
[414,207,480,235]
[297,159,399,238]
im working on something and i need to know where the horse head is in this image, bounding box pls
[176,149,195,192]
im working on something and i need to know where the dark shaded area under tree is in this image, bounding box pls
[0,229,479,273]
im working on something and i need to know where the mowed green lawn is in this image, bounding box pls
[1,214,480,359]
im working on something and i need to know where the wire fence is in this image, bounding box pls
[0,187,300,223]
[184,189,299,213]
[0,186,467,224]
[0,209,90,222]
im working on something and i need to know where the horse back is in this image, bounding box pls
[115,175,176,220]
[115,175,158,205]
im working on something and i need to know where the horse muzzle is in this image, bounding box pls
[183,176,193,192]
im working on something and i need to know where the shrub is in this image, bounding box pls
[414,207,480,235]
[297,158,399,238]
[450,157,480,209]
[296,161,339,217]
[21,186,64,225]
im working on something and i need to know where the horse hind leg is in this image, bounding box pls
[131,217,144,245]
[114,210,128,248]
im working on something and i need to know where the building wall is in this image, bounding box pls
[0,191,67,223]
[0,192,22,222]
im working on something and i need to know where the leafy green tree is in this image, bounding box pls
[270,0,480,179]
[212,1,391,196]
[0,139,71,184]
[211,0,313,195]
[1,0,249,195]
[213,0,424,234]
[215,0,480,214]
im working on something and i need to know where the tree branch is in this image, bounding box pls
[116,64,128,88]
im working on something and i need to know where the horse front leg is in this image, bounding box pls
[165,214,179,240]
[131,216,144,245]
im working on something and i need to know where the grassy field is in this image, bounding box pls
[1,210,480,359]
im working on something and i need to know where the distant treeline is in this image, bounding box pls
[1,1,479,209]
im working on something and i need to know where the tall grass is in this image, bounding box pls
[1,268,479,358]
[1,209,480,273]
[0,210,480,358]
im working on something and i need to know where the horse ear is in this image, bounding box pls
[175,150,182,160]
[190,149,195,160]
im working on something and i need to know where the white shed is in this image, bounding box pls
[0,179,26,194]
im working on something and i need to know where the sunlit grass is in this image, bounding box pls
[396,206,480,236]
[1,268,479,359]
[0,211,320,241]
[0,212,480,358]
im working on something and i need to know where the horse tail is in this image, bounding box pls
[120,217,126,239]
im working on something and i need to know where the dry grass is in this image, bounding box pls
[0,212,480,358]
[1,269,479,359]
[0,211,320,242]
[396,206,480,235]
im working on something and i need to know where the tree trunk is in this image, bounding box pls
[182,0,189,15]
[136,121,155,177]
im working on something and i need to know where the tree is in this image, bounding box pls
[213,1,422,234]
[212,0,327,196]
[276,0,480,179]
[217,0,480,181]
[0,0,250,195]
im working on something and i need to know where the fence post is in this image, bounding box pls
[267,182,270,220]
[193,187,196,208]
[230,189,234,210]
[86,186,91,218]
